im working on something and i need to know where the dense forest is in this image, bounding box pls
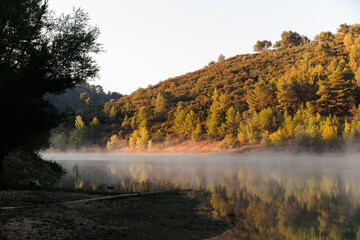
[47,83,123,112]
[52,23,360,151]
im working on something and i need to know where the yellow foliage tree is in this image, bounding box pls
[106,135,119,150]
[75,115,85,129]
[129,120,149,150]
[343,121,355,143]
[269,128,286,144]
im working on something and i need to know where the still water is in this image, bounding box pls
[44,152,360,239]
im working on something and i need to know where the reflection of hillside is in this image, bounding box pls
[207,174,360,239]
[57,156,360,239]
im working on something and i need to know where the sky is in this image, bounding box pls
[49,0,360,95]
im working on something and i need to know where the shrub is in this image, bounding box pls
[218,134,236,149]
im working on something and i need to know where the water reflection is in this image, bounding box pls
[46,153,360,239]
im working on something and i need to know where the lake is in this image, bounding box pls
[44,151,360,239]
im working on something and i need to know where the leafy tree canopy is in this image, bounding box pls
[0,0,101,186]
[274,30,304,48]
[253,40,272,52]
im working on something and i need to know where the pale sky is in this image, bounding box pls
[49,0,360,95]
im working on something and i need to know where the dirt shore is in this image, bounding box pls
[45,139,257,155]
[0,190,230,240]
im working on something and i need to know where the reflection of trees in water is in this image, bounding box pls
[59,160,360,239]
[72,163,83,189]
[207,175,360,240]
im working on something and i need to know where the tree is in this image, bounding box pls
[277,60,323,114]
[0,1,101,186]
[320,118,338,146]
[218,54,225,62]
[89,117,101,142]
[350,38,360,70]
[51,132,68,150]
[260,131,270,146]
[137,106,150,124]
[75,116,85,130]
[343,121,356,143]
[247,80,277,111]
[314,31,335,44]
[80,92,91,106]
[223,107,240,134]
[154,90,173,121]
[238,122,256,144]
[349,38,360,86]
[206,89,224,138]
[336,23,350,38]
[191,123,202,141]
[106,135,119,150]
[253,40,272,52]
[129,120,149,150]
[121,115,131,136]
[343,33,354,52]
[317,59,355,116]
[138,125,150,149]
[184,111,198,137]
[155,92,167,115]
[301,35,310,44]
[269,128,286,144]
[70,116,86,148]
[90,117,100,127]
[275,30,303,48]
[173,104,187,138]
[218,134,236,149]
[335,23,356,46]
[109,106,117,119]
[277,73,310,114]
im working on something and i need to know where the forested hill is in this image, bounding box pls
[48,83,123,112]
[53,23,360,151]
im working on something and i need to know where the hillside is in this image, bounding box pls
[52,23,360,151]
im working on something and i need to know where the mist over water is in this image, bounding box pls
[43,151,360,194]
[44,151,360,239]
